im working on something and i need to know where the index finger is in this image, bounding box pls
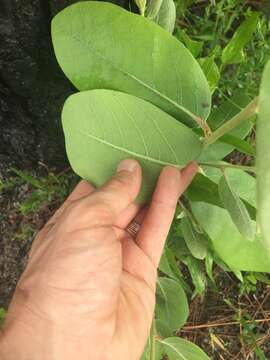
[136,162,198,267]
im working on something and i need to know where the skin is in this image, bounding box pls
[0,159,197,360]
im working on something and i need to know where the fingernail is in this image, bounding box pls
[117,159,138,173]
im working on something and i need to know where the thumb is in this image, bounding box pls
[89,159,142,219]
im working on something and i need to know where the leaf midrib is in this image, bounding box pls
[159,340,188,360]
[79,129,185,167]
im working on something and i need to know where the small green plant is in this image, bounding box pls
[51,1,270,358]
[0,308,6,326]
[11,168,76,215]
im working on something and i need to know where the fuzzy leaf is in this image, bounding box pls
[181,217,207,259]
[160,337,210,359]
[192,202,270,272]
[62,90,202,203]
[218,174,255,240]
[156,277,189,336]
[257,59,270,253]
[146,0,163,19]
[153,0,176,33]
[52,1,211,126]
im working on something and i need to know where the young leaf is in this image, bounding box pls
[257,59,270,253]
[159,337,210,359]
[203,167,256,209]
[218,174,255,240]
[192,202,270,272]
[186,173,223,208]
[52,1,211,127]
[198,56,220,93]
[222,12,260,65]
[181,217,207,259]
[62,90,202,203]
[156,277,189,336]
[153,0,176,34]
[176,28,203,58]
[146,0,163,19]
[184,256,206,296]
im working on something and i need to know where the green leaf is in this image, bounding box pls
[159,247,182,281]
[205,252,214,282]
[156,277,189,336]
[192,202,270,272]
[159,337,210,359]
[257,59,270,253]
[203,166,256,209]
[183,256,206,296]
[200,92,254,161]
[220,134,255,156]
[222,12,260,65]
[141,334,164,360]
[176,29,203,58]
[52,1,211,126]
[146,0,163,19]
[135,0,147,15]
[153,0,176,33]
[198,56,220,93]
[186,173,223,208]
[218,173,255,240]
[181,217,207,259]
[62,90,202,203]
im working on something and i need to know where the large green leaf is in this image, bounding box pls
[62,90,202,203]
[156,277,189,336]
[181,217,207,259]
[52,1,211,126]
[160,337,210,360]
[218,173,255,240]
[192,202,270,272]
[257,59,270,253]
[222,12,260,65]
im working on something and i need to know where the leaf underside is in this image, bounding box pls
[62,90,202,203]
[52,1,211,127]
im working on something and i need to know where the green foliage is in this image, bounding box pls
[218,172,255,240]
[0,308,6,325]
[51,1,211,127]
[257,59,270,253]
[192,202,270,272]
[51,1,270,358]
[221,12,260,65]
[11,168,76,215]
[62,89,202,203]
[152,0,176,34]
[181,217,207,260]
[159,337,210,359]
[156,277,189,336]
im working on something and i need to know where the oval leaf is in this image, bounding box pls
[160,337,210,360]
[257,59,270,253]
[218,173,255,240]
[156,277,189,336]
[52,1,211,126]
[146,0,163,19]
[181,217,207,259]
[62,90,202,203]
[153,0,176,34]
[192,202,270,272]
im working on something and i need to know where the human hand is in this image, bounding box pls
[0,159,197,360]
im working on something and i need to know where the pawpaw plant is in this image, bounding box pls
[51,2,270,359]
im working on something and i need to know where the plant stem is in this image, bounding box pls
[198,161,256,173]
[150,320,156,360]
[203,97,258,148]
